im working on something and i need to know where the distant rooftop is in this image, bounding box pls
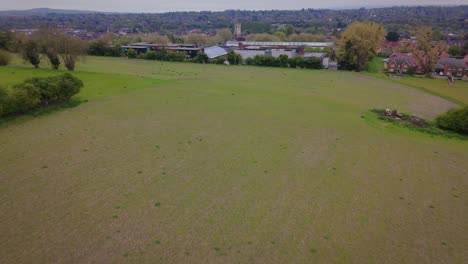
[226,41,333,47]
[204,46,227,59]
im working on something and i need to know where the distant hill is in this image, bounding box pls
[0,8,109,16]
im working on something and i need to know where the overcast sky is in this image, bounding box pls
[1,0,466,12]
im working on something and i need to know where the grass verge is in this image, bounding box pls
[364,109,468,140]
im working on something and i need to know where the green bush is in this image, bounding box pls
[303,57,323,69]
[214,56,227,64]
[193,52,209,63]
[166,52,186,62]
[435,106,468,135]
[278,54,288,67]
[288,56,305,68]
[20,73,83,105]
[10,83,41,113]
[227,51,242,65]
[144,51,157,60]
[127,48,137,59]
[1,73,83,117]
[0,49,12,66]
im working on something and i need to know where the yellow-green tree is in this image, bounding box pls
[337,22,385,71]
[216,29,233,42]
[406,27,445,77]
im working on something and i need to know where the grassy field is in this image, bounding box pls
[1,57,467,263]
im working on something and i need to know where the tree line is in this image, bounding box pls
[0,6,466,35]
[0,29,88,70]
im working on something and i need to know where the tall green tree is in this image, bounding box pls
[337,22,386,71]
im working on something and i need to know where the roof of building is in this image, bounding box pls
[204,46,228,59]
[387,56,416,66]
[303,52,327,59]
[435,58,466,69]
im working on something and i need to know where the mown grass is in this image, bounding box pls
[0,56,467,264]
[366,56,385,73]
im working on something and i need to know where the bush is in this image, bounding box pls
[166,52,186,62]
[10,83,41,113]
[245,57,254,65]
[278,54,288,67]
[19,73,83,105]
[0,49,12,66]
[193,52,209,63]
[214,56,227,64]
[253,55,279,67]
[144,51,157,60]
[127,48,137,59]
[288,56,305,68]
[1,73,84,117]
[227,51,242,65]
[304,57,323,69]
[435,106,468,135]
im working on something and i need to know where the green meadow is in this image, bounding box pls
[0,56,467,263]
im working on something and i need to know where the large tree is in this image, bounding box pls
[216,29,233,42]
[35,28,61,70]
[58,35,88,71]
[337,22,385,71]
[405,27,445,77]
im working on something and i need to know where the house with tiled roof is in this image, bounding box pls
[434,58,467,78]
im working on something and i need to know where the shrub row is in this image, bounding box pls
[142,50,187,62]
[0,73,83,117]
[245,55,323,69]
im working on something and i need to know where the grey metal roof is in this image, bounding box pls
[204,46,228,59]
[303,52,327,58]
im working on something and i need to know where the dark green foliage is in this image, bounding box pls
[253,55,279,67]
[46,53,61,70]
[193,52,209,63]
[435,106,468,135]
[144,51,157,60]
[278,54,288,68]
[448,46,462,58]
[88,40,122,57]
[1,74,84,117]
[0,49,12,66]
[143,49,186,62]
[385,32,400,42]
[165,52,186,62]
[21,39,41,68]
[127,48,137,59]
[213,56,227,64]
[288,56,305,68]
[245,57,254,65]
[304,57,323,69]
[0,31,14,50]
[9,83,41,113]
[227,51,242,65]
